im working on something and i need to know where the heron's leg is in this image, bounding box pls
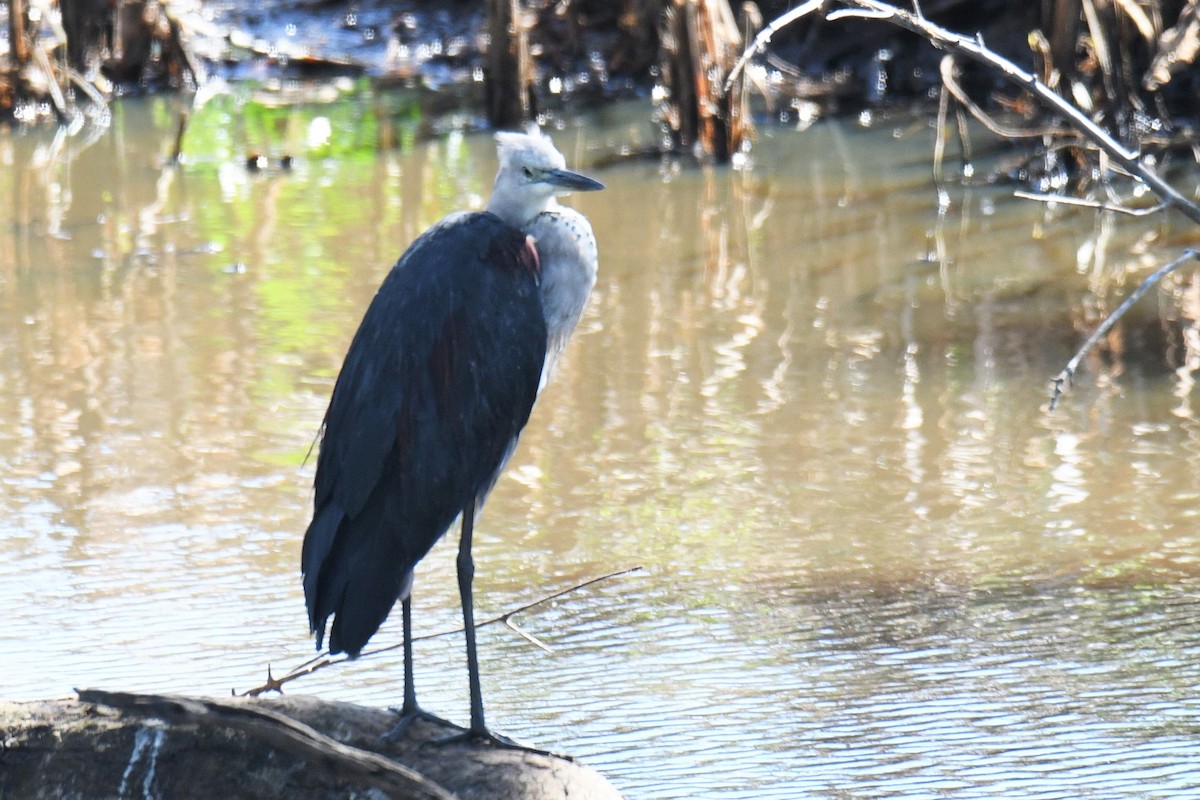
[384,594,453,741]
[401,595,418,712]
[427,500,559,757]
[457,498,487,735]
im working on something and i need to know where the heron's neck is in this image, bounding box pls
[486,189,560,229]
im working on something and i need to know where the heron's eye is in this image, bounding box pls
[521,166,534,179]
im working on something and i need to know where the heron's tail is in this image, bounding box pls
[301,503,411,657]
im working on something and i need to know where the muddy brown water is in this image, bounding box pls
[2,95,1199,799]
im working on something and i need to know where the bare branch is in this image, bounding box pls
[1049,250,1200,410]
[724,0,826,93]
[732,0,1200,408]
[938,55,1071,140]
[826,0,1200,225]
[730,0,1200,225]
[1112,0,1156,41]
[1013,190,1169,217]
[505,618,553,653]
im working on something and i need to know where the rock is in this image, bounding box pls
[0,690,625,800]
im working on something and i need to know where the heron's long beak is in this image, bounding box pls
[544,168,605,193]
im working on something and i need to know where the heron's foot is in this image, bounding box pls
[427,727,572,761]
[382,704,456,743]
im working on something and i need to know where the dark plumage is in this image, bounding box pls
[301,212,546,657]
[300,129,602,742]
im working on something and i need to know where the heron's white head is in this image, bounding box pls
[487,127,603,228]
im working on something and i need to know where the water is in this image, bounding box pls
[3,91,1200,799]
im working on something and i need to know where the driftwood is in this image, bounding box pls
[0,691,625,800]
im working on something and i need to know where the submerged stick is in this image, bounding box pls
[1049,250,1200,410]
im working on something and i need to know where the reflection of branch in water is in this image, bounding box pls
[237,566,643,698]
[697,166,775,405]
[1172,280,1200,418]
[1049,250,1200,410]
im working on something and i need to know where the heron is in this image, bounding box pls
[301,128,603,743]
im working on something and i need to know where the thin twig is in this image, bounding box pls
[1113,0,1156,40]
[237,566,643,697]
[933,81,949,186]
[65,68,108,112]
[1049,250,1200,410]
[938,55,1071,140]
[29,32,73,126]
[724,0,826,93]
[505,618,552,653]
[1013,190,1169,217]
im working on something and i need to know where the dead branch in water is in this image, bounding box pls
[729,1,1200,408]
[238,566,643,698]
[1049,250,1200,410]
[729,0,1200,224]
[1012,189,1170,216]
